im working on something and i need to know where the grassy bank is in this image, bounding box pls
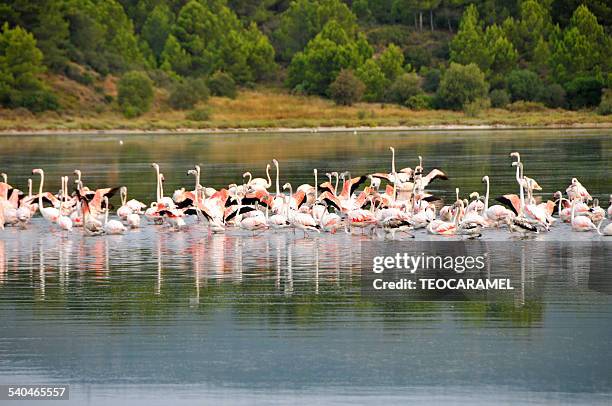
[0,87,610,132]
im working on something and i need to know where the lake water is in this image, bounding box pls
[0,129,611,405]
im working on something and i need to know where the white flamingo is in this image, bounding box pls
[32,169,60,224]
[103,196,126,234]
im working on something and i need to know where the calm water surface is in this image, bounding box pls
[0,129,611,405]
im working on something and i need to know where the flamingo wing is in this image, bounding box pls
[495,194,520,216]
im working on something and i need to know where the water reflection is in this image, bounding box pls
[0,130,611,402]
[0,220,609,320]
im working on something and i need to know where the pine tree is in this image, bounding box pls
[141,3,174,65]
[449,5,490,73]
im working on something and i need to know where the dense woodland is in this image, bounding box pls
[0,0,610,118]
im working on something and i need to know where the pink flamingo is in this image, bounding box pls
[570,199,596,232]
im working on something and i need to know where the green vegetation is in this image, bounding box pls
[117,71,153,117]
[207,71,237,98]
[329,69,365,105]
[436,63,489,110]
[0,0,610,128]
[168,77,209,110]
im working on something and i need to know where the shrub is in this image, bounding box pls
[117,71,154,118]
[186,107,212,121]
[356,59,387,102]
[168,78,210,110]
[11,89,59,113]
[564,77,603,109]
[421,67,441,93]
[489,89,510,108]
[64,64,94,86]
[329,69,365,106]
[436,63,489,110]
[506,101,547,112]
[507,69,542,102]
[537,83,566,109]
[463,97,490,117]
[208,71,237,98]
[405,94,433,110]
[597,89,612,115]
[386,72,422,105]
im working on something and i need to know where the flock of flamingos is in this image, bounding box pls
[0,149,611,238]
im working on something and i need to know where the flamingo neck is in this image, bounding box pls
[484,178,490,212]
[154,167,160,202]
[266,165,271,188]
[334,174,338,194]
[314,170,318,201]
[159,174,164,200]
[274,162,280,196]
[516,165,525,213]
[38,171,44,210]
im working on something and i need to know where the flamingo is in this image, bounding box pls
[267,202,290,229]
[103,196,126,234]
[465,192,484,214]
[79,197,104,235]
[513,162,549,231]
[151,163,175,209]
[32,169,60,224]
[235,196,268,234]
[608,195,612,219]
[588,198,606,224]
[244,164,272,190]
[482,176,514,226]
[284,183,319,236]
[427,215,458,236]
[566,178,592,202]
[318,206,342,233]
[596,220,612,236]
[116,186,141,228]
[510,152,542,192]
[15,179,36,227]
[117,187,133,219]
[57,176,73,231]
[570,198,596,232]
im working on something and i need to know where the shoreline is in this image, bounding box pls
[1,122,611,136]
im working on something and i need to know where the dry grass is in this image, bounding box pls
[0,86,610,132]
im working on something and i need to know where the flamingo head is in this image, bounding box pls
[469,192,480,200]
[187,169,196,176]
[571,177,578,185]
[510,152,520,161]
[32,168,43,175]
[389,146,395,153]
[553,191,562,199]
[482,175,489,183]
